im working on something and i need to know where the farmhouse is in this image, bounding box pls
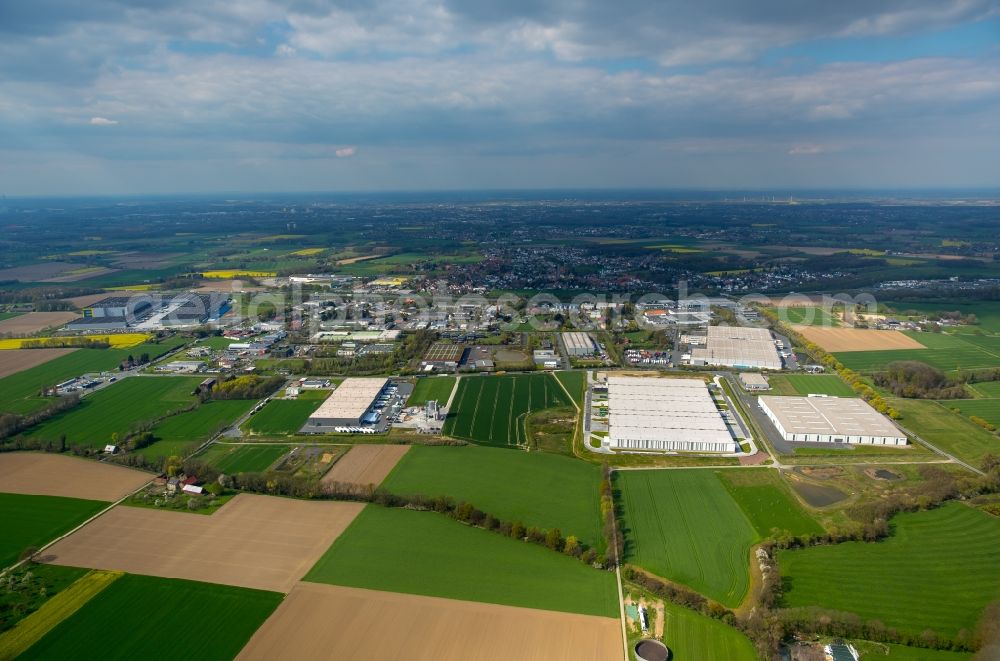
[758,395,907,445]
[605,376,738,453]
[562,331,597,357]
[303,377,389,430]
[691,326,783,370]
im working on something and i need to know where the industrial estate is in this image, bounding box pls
[2,195,1000,661]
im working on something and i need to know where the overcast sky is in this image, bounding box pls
[1,0,998,195]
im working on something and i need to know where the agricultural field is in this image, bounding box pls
[883,300,1000,334]
[0,453,151,501]
[797,327,925,352]
[718,469,825,538]
[44,494,364,593]
[201,269,277,278]
[381,445,603,546]
[0,493,106,567]
[0,339,186,415]
[443,373,572,447]
[617,469,757,608]
[778,374,857,397]
[305,505,618,617]
[851,641,971,660]
[238,583,622,661]
[0,349,79,379]
[17,574,282,661]
[142,399,256,459]
[405,376,456,407]
[775,305,841,326]
[0,563,89,636]
[836,332,1000,372]
[243,399,323,435]
[0,312,79,335]
[890,397,1000,466]
[0,333,151,350]
[554,370,587,407]
[779,503,1000,637]
[23,376,204,448]
[943,398,1000,430]
[197,443,291,473]
[321,444,409,487]
[655,601,757,661]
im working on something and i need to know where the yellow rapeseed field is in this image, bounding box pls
[0,333,151,350]
[201,270,277,279]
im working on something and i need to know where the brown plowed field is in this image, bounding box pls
[0,348,77,378]
[0,452,150,501]
[237,583,622,661]
[40,494,363,592]
[793,326,925,352]
[321,444,409,487]
[0,312,80,335]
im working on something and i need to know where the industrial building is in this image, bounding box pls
[739,373,770,391]
[68,296,154,330]
[758,395,907,445]
[605,376,738,453]
[303,377,389,431]
[562,332,597,357]
[691,326,783,370]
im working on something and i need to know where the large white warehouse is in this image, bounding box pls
[758,395,907,445]
[691,326,782,370]
[606,376,738,453]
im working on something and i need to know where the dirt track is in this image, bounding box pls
[237,583,622,661]
[0,312,80,335]
[794,326,925,352]
[40,494,363,592]
[321,444,409,487]
[0,348,77,378]
[0,453,150,501]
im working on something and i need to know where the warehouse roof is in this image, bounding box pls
[691,326,782,369]
[606,376,732,444]
[759,395,903,438]
[563,332,595,351]
[309,377,388,421]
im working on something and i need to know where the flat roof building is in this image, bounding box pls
[304,377,388,429]
[739,373,770,391]
[562,332,597,357]
[691,326,782,370]
[606,376,737,453]
[758,395,906,445]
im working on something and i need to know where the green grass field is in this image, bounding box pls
[197,443,290,473]
[23,376,203,448]
[140,399,256,459]
[554,371,587,407]
[443,373,572,447]
[835,332,1000,373]
[305,505,618,617]
[884,300,1000,334]
[968,380,1000,398]
[0,340,187,415]
[0,493,106,567]
[618,469,756,608]
[657,601,757,660]
[943,398,1000,429]
[718,469,824,538]
[779,503,1000,637]
[776,306,841,327]
[780,374,857,397]
[890,397,1000,466]
[242,399,322,435]
[381,445,603,546]
[17,574,282,661]
[406,376,456,407]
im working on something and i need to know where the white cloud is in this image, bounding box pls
[335,146,357,158]
[788,143,825,155]
[89,116,118,125]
